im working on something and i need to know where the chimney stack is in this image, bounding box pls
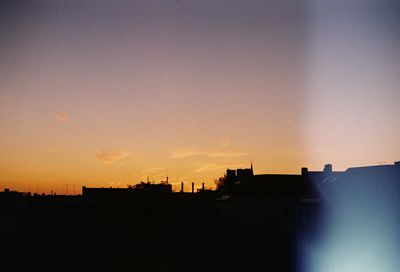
[301,167,308,175]
[192,182,194,193]
[324,164,332,174]
[202,183,205,190]
[180,182,184,193]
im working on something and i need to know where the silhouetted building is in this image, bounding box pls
[82,182,172,198]
[227,163,254,180]
[2,161,400,272]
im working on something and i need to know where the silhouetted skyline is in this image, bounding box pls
[2,160,399,271]
[1,1,400,193]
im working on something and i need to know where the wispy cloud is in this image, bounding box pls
[142,167,166,174]
[169,148,247,159]
[267,148,328,156]
[208,151,247,158]
[52,112,70,123]
[95,150,127,164]
[220,137,231,147]
[118,159,134,167]
[194,163,228,173]
[168,149,205,158]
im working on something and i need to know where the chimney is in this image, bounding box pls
[180,182,184,193]
[324,164,332,174]
[301,167,308,175]
[202,183,205,190]
[192,182,194,193]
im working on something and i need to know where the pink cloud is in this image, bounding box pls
[52,112,70,123]
[95,151,127,164]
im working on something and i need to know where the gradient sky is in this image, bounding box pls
[0,1,399,194]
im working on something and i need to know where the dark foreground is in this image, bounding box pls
[0,190,311,272]
[2,162,399,272]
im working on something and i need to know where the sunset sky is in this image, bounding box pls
[1,1,399,194]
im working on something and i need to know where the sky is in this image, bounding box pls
[0,0,399,194]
